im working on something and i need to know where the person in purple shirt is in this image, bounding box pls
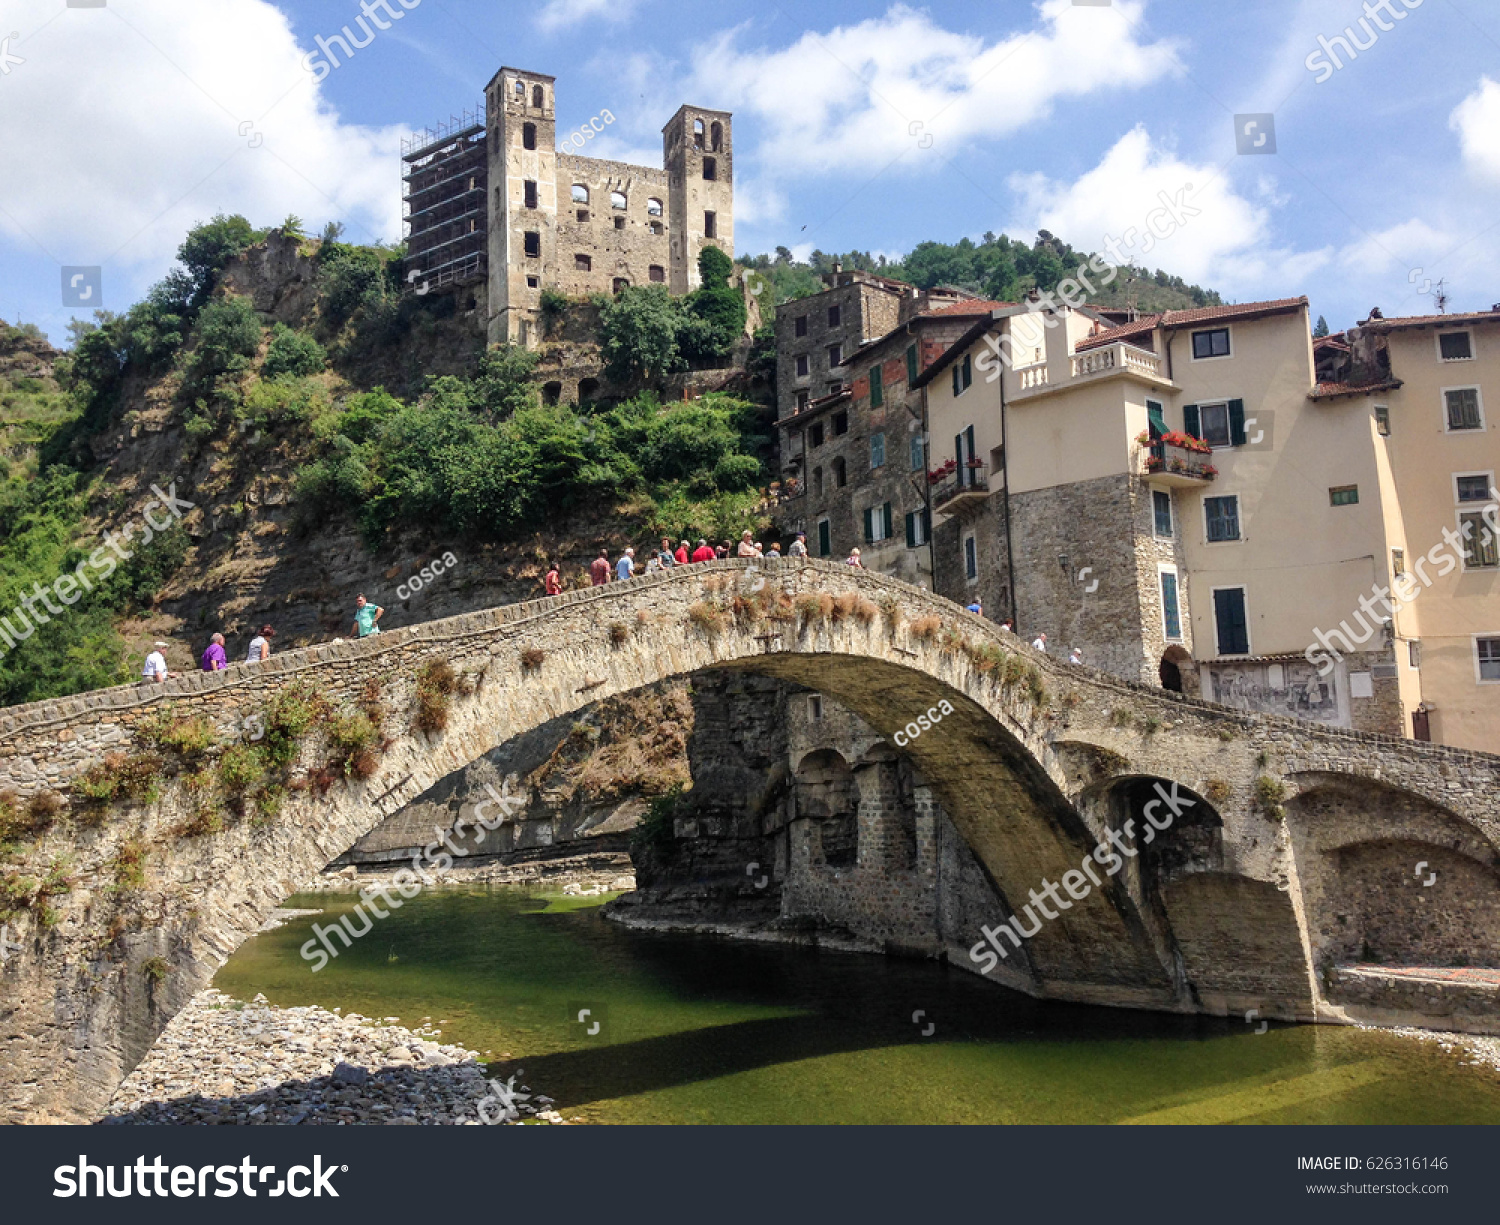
[200,633,227,672]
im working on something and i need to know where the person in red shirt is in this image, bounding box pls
[590,548,612,586]
[691,538,716,563]
[675,540,691,565]
[544,563,562,596]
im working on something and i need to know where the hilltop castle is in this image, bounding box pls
[402,67,734,348]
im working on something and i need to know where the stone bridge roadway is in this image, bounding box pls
[1,559,1498,1121]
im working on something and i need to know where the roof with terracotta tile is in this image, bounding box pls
[924,298,1012,317]
[1309,379,1403,400]
[1359,308,1500,330]
[1075,297,1309,350]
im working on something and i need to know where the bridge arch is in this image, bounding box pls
[1,560,1498,1121]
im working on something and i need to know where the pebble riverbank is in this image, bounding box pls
[101,987,567,1126]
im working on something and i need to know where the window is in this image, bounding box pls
[796,390,810,411]
[963,535,978,582]
[827,344,843,367]
[828,305,841,327]
[1459,510,1499,569]
[1184,400,1244,448]
[702,157,717,181]
[906,344,919,383]
[796,354,809,377]
[1213,587,1250,655]
[532,84,544,108]
[905,509,929,547]
[577,210,590,223]
[833,457,847,488]
[870,364,883,408]
[1477,636,1500,682]
[610,191,627,211]
[1409,639,1422,669]
[1457,474,1493,502]
[1374,404,1391,436]
[648,221,663,235]
[1153,489,1173,538]
[693,118,705,150]
[952,353,973,396]
[1205,495,1240,542]
[864,502,893,543]
[524,231,541,258]
[522,122,537,150]
[1146,399,1167,440]
[614,217,626,230]
[807,694,824,722]
[1439,330,1474,361]
[1392,548,1406,576]
[612,277,629,294]
[832,411,848,436]
[1191,327,1231,359]
[809,422,824,447]
[795,316,807,338]
[817,519,831,558]
[524,180,538,208]
[1329,485,1359,506]
[1446,387,1483,431]
[527,276,540,289]
[572,184,589,204]
[514,79,525,96]
[574,252,591,271]
[909,435,925,471]
[710,120,723,151]
[870,433,885,469]
[704,211,717,238]
[1160,568,1182,641]
[647,197,663,217]
[812,466,823,495]
[649,265,666,283]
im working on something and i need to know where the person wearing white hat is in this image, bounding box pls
[142,642,174,684]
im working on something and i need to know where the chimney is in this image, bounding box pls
[1368,307,1384,320]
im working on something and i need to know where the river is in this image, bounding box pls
[214,885,1500,1124]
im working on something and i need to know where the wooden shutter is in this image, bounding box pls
[1228,399,1247,446]
[870,365,883,408]
[818,521,830,556]
[882,503,893,540]
[1214,588,1249,655]
[906,345,919,383]
[1183,404,1200,439]
[863,507,874,542]
[1147,401,1166,438]
[905,511,917,548]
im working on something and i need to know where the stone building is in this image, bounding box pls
[402,67,734,348]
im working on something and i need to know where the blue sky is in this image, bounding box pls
[2,0,1498,344]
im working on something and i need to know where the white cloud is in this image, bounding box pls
[0,0,405,291]
[1008,126,1330,293]
[536,0,634,35]
[679,0,1181,175]
[1451,76,1500,182]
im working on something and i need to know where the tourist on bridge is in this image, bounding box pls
[616,547,636,581]
[765,542,781,559]
[845,548,864,568]
[352,595,384,638]
[967,597,983,616]
[788,532,808,558]
[141,642,174,685]
[675,539,691,565]
[245,624,273,663]
[999,618,1014,633]
[691,539,715,563]
[645,553,664,575]
[544,563,563,596]
[715,541,730,560]
[659,537,677,567]
[737,530,757,558]
[1069,646,1084,665]
[200,633,227,672]
[590,549,612,586]
[1031,632,1047,653]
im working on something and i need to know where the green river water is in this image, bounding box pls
[214,886,1500,1125]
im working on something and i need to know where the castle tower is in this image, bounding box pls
[485,67,557,347]
[663,105,734,294]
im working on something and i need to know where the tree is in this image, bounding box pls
[262,324,327,379]
[177,214,258,308]
[599,286,686,381]
[684,246,746,358]
[1313,315,1330,337]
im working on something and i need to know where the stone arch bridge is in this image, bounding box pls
[1,559,1498,1122]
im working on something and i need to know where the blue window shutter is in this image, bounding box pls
[1183,404,1200,439]
[1228,399,1247,446]
[1214,588,1249,654]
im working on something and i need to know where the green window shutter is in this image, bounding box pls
[1147,400,1166,437]
[883,503,893,539]
[870,365,883,408]
[907,344,919,383]
[1182,403,1201,439]
[1228,399,1247,446]
[863,507,874,542]
[922,508,931,539]
[818,521,831,556]
[952,366,959,396]
[905,511,917,548]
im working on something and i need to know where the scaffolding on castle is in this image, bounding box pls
[402,103,488,293]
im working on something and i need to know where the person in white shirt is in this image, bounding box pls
[788,533,808,558]
[141,642,173,684]
[1069,647,1083,665]
[246,624,273,663]
[1031,633,1047,653]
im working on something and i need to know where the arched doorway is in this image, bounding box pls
[793,748,858,869]
[1159,645,1193,694]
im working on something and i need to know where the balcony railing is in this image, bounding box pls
[1016,361,1049,391]
[1145,440,1216,486]
[931,461,989,512]
[1070,342,1166,381]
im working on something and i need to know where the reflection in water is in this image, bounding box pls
[214,886,1500,1125]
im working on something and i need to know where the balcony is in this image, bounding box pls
[1144,437,1217,488]
[1072,342,1166,381]
[931,460,989,513]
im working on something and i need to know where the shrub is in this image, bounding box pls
[74,752,168,809]
[142,956,169,984]
[1140,715,1162,735]
[263,683,331,769]
[253,786,286,824]
[328,711,381,776]
[878,594,902,632]
[1001,654,1027,686]
[217,743,266,796]
[609,622,630,646]
[910,615,941,643]
[111,838,149,893]
[1204,779,1232,804]
[852,597,879,626]
[1217,727,1236,742]
[1110,708,1133,728]
[136,709,218,759]
[1025,664,1048,707]
[262,324,326,379]
[687,600,727,636]
[968,642,1007,675]
[414,658,459,734]
[633,783,682,848]
[0,790,62,843]
[1254,776,1288,819]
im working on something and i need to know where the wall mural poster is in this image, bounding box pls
[1210,661,1345,726]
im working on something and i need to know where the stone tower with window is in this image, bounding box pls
[476,68,734,347]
